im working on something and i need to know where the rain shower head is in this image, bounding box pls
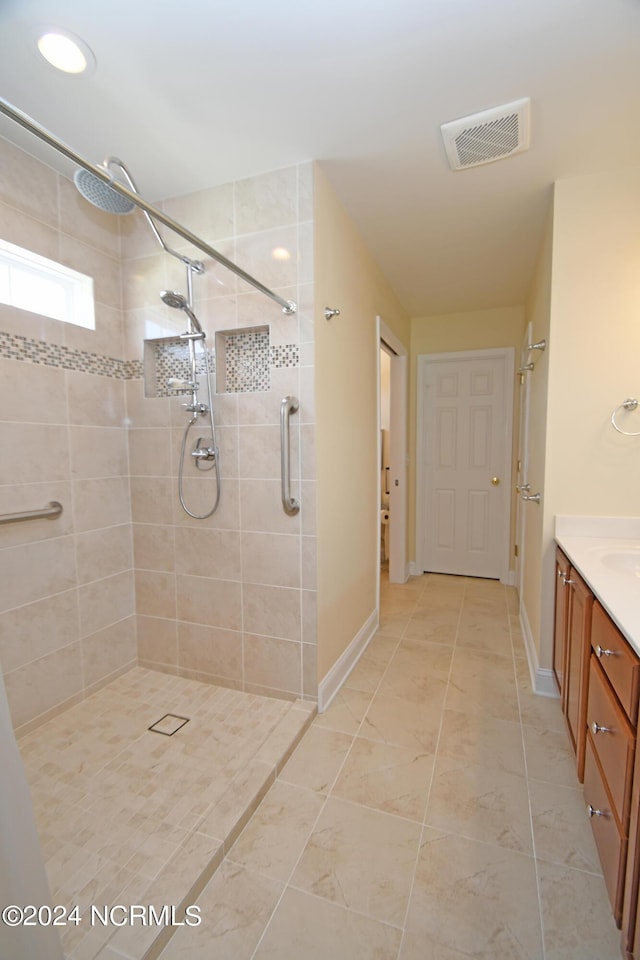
[73,160,136,214]
[160,289,204,336]
[74,157,204,275]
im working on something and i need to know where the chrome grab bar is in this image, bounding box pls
[280,396,300,516]
[0,501,63,525]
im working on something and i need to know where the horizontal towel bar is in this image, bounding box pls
[0,501,63,525]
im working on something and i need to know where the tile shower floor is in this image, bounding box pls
[18,668,315,960]
[150,573,624,960]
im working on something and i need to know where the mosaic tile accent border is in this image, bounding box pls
[0,331,143,379]
[270,344,300,368]
[0,331,300,390]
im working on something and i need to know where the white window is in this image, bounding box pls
[0,238,95,329]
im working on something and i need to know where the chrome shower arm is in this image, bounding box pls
[0,97,296,314]
[105,157,204,274]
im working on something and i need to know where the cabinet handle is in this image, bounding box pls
[591,720,612,735]
[587,803,607,819]
[595,645,616,658]
[563,577,577,587]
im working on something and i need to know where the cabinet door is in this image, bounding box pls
[564,567,593,783]
[584,736,627,926]
[553,547,571,701]
[624,738,640,957]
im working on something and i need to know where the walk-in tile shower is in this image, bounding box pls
[0,108,317,959]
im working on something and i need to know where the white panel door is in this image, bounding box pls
[420,352,511,579]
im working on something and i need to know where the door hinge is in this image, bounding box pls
[514,544,519,557]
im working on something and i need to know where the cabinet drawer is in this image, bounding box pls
[584,738,627,925]
[587,655,636,829]
[592,601,640,727]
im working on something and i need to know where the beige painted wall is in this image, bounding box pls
[522,166,640,671]
[313,164,410,681]
[408,306,526,564]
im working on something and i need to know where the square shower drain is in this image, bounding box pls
[148,714,190,736]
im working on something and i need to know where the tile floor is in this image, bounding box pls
[18,668,315,960]
[149,573,624,960]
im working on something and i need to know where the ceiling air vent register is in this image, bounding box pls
[440,98,530,170]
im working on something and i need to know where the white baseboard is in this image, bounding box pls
[317,609,378,713]
[385,563,413,584]
[410,562,516,587]
[535,668,558,698]
[520,601,559,699]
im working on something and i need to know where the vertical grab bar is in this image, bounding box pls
[280,396,300,516]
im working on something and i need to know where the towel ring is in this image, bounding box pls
[611,398,640,436]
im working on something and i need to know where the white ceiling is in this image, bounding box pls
[1,0,640,317]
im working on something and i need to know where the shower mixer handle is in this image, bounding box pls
[191,439,216,462]
[183,402,208,415]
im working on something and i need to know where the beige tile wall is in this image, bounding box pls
[0,138,317,727]
[125,162,317,701]
[0,138,135,733]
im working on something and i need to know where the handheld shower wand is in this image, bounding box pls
[160,290,204,336]
[160,290,205,416]
[160,290,220,519]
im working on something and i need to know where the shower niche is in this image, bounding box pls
[142,334,215,398]
[215,324,270,393]
[143,324,272,397]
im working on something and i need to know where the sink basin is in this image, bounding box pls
[600,551,640,578]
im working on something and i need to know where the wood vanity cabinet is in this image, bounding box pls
[556,557,593,782]
[583,601,639,929]
[552,554,640,946]
[624,743,640,956]
[584,645,635,925]
[592,596,640,950]
[553,547,571,700]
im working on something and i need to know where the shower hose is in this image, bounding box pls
[178,341,221,519]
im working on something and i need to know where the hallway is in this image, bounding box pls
[155,574,622,960]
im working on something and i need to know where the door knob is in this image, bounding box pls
[491,477,500,486]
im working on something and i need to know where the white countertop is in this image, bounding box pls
[555,516,640,655]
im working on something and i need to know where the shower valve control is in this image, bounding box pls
[191,438,216,463]
[183,402,208,415]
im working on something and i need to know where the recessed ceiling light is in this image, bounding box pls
[37,29,95,74]
[272,247,291,261]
